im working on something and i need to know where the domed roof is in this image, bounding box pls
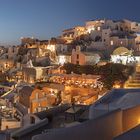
[113,47,131,55]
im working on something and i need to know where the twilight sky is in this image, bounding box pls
[0,0,140,45]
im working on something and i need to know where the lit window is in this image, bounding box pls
[98,27,101,31]
[111,41,114,46]
[77,54,79,59]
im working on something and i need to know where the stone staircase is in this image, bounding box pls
[124,65,140,88]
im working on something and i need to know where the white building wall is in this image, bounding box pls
[57,55,71,65]
[85,54,101,65]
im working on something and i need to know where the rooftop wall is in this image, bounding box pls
[32,109,123,140]
[122,104,140,132]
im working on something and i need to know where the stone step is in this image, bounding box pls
[125,84,140,87]
[128,81,140,85]
[135,75,140,77]
[129,80,140,82]
[125,82,140,85]
[125,87,140,89]
[134,78,140,80]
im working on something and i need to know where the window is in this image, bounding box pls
[97,27,101,31]
[95,36,101,42]
[30,116,35,124]
[77,54,79,59]
[110,40,114,46]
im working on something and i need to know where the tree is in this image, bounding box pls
[62,63,134,90]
